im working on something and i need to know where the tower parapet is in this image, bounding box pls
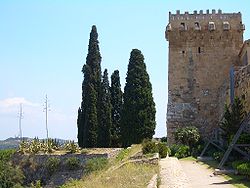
[166,9,244,144]
[166,9,244,41]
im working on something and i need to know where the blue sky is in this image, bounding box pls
[0,0,250,140]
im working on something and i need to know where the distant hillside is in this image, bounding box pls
[0,137,69,150]
[0,137,24,150]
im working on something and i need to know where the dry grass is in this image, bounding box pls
[61,144,158,188]
[63,163,158,188]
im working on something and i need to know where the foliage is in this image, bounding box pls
[31,180,42,188]
[45,157,60,175]
[161,137,167,143]
[65,157,80,170]
[121,49,156,147]
[220,97,246,143]
[169,144,180,156]
[64,141,79,153]
[85,157,108,174]
[232,160,246,169]
[142,139,158,154]
[0,149,16,161]
[142,139,170,158]
[0,149,24,188]
[158,142,171,158]
[97,69,112,147]
[213,151,224,161]
[174,145,190,159]
[78,25,102,148]
[110,70,123,147]
[237,133,250,144]
[28,138,41,154]
[174,126,200,151]
[18,138,61,154]
[236,162,250,179]
[0,161,24,188]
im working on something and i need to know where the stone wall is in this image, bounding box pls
[166,9,244,144]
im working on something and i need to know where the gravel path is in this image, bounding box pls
[159,157,189,188]
[159,157,234,188]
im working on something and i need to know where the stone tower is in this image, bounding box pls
[166,9,245,144]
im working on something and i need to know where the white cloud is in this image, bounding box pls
[0,97,39,108]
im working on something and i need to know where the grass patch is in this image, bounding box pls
[61,163,158,188]
[61,144,158,188]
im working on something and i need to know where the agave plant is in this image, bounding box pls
[18,140,29,154]
[64,141,79,153]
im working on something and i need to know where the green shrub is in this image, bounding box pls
[213,151,224,161]
[85,157,108,174]
[232,160,246,169]
[157,143,171,158]
[237,133,250,144]
[65,157,80,170]
[0,161,24,188]
[0,149,16,162]
[142,139,158,154]
[174,126,200,150]
[161,137,167,143]
[169,144,180,156]
[236,162,250,178]
[45,157,60,175]
[174,145,190,159]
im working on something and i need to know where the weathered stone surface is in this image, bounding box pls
[166,10,244,144]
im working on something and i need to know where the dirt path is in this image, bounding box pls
[159,157,234,188]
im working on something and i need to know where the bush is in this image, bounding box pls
[142,140,171,158]
[174,145,190,159]
[65,157,80,170]
[232,160,246,169]
[0,149,16,162]
[0,161,24,188]
[45,157,60,175]
[85,157,108,174]
[142,139,158,154]
[174,126,200,150]
[169,144,180,156]
[158,143,171,158]
[236,162,250,178]
[213,151,224,161]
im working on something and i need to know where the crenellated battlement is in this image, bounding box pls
[169,9,241,21]
[166,9,244,41]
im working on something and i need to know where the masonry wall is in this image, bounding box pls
[166,9,244,144]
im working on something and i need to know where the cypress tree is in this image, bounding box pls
[97,69,112,147]
[77,25,102,148]
[110,70,123,147]
[121,49,156,147]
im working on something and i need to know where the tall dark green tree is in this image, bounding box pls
[97,69,112,147]
[121,49,156,147]
[110,70,123,147]
[77,25,102,148]
[220,97,246,142]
